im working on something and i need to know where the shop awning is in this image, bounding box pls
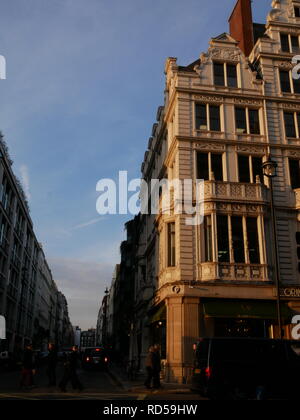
[203,300,293,320]
[149,305,166,324]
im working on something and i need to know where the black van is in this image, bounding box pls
[191,338,300,399]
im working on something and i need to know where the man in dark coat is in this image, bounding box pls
[20,344,35,389]
[47,343,58,386]
[144,346,154,389]
[152,344,161,389]
[59,346,83,392]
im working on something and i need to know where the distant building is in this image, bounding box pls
[0,134,73,353]
[80,328,96,348]
[73,325,81,348]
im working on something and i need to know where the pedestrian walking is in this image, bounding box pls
[59,345,84,392]
[152,344,161,389]
[20,344,35,389]
[144,346,154,389]
[47,343,58,386]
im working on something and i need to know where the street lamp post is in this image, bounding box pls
[262,157,283,339]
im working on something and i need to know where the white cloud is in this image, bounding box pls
[19,164,31,200]
[72,217,106,230]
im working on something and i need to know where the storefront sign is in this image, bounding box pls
[280,288,300,298]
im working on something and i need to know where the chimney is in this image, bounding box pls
[229,0,254,57]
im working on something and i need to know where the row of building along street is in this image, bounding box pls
[96,0,300,384]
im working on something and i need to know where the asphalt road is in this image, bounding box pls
[0,364,203,400]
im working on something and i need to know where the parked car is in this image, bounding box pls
[81,347,109,370]
[191,337,300,400]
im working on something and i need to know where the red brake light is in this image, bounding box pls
[205,367,212,379]
[96,348,100,352]
[104,357,108,363]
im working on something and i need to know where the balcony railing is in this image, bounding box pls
[203,181,268,202]
[198,262,269,282]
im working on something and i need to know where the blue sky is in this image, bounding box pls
[0,0,271,329]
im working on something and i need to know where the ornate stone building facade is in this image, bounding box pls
[127,0,300,383]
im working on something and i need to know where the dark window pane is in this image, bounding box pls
[204,216,213,262]
[297,247,300,259]
[217,215,230,263]
[197,153,209,180]
[291,36,300,53]
[238,155,250,183]
[211,153,223,181]
[296,232,300,245]
[235,107,247,133]
[280,70,291,93]
[296,7,300,17]
[248,109,260,134]
[252,157,263,183]
[232,216,245,263]
[227,64,237,87]
[280,34,290,52]
[195,104,207,130]
[284,112,296,137]
[247,218,260,264]
[297,114,300,137]
[214,62,225,86]
[289,159,300,189]
[167,223,176,267]
[209,106,221,131]
[293,77,300,94]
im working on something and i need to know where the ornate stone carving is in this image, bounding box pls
[278,61,293,70]
[236,145,266,154]
[288,149,300,158]
[194,142,225,151]
[234,98,262,106]
[192,95,223,103]
[209,47,240,62]
[283,102,300,111]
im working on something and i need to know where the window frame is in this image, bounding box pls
[213,61,239,88]
[280,33,300,53]
[279,69,300,94]
[167,221,176,268]
[237,154,264,184]
[235,106,261,135]
[197,151,224,181]
[195,103,222,132]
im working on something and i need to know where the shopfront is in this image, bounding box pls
[202,299,294,338]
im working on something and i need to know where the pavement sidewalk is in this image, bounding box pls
[108,364,192,396]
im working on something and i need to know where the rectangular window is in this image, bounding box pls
[197,152,223,181]
[195,104,207,130]
[289,158,300,189]
[295,6,300,18]
[246,218,260,264]
[209,106,221,131]
[291,36,300,53]
[197,153,209,180]
[293,76,300,94]
[280,34,290,52]
[280,70,291,93]
[214,62,225,86]
[231,216,245,263]
[235,108,247,133]
[227,64,238,87]
[217,215,230,263]
[284,112,297,137]
[249,109,260,134]
[252,157,263,183]
[204,216,213,262]
[195,104,221,132]
[238,155,250,183]
[211,153,223,181]
[167,223,176,267]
